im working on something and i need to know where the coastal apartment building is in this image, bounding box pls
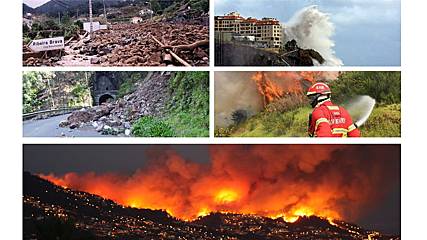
[215,12,283,49]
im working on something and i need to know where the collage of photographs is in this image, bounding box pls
[20,0,401,239]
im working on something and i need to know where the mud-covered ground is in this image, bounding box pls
[24,22,209,67]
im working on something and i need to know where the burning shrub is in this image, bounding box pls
[132,116,175,137]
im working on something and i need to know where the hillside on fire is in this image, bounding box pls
[23,71,209,137]
[215,71,401,137]
[23,144,401,239]
[23,0,209,66]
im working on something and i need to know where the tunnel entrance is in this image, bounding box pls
[98,94,114,104]
[93,72,121,105]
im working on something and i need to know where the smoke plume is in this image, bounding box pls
[40,145,400,224]
[284,5,343,66]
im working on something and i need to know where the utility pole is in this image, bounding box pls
[102,0,107,22]
[149,2,153,20]
[89,0,93,38]
[58,12,61,25]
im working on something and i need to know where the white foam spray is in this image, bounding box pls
[345,95,376,127]
[284,5,343,66]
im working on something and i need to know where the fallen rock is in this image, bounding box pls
[90,57,100,64]
[95,123,104,132]
[67,110,95,124]
[59,120,70,128]
[125,129,131,136]
[123,122,131,129]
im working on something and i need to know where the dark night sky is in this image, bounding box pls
[23,144,400,234]
[24,145,210,175]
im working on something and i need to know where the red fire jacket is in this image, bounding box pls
[308,100,361,137]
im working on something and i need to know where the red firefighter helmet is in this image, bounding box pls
[306,82,331,96]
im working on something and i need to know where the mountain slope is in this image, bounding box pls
[23,3,34,14]
[33,0,123,16]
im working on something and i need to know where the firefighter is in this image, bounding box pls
[307,82,361,137]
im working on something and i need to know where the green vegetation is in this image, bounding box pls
[150,0,162,13]
[163,71,209,137]
[216,72,401,137]
[217,104,401,137]
[189,0,209,12]
[162,0,209,16]
[69,82,91,107]
[330,71,401,105]
[132,116,175,137]
[23,17,82,44]
[215,107,311,137]
[117,80,136,98]
[361,104,401,137]
[117,72,150,98]
[23,71,92,114]
[122,71,209,137]
[23,71,52,113]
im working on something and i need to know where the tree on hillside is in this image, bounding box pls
[331,71,401,104]
[150,0,162,13]
[23,72,54,113]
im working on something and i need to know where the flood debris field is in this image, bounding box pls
[23,21,209,67]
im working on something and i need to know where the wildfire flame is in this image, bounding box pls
[251,71,338,106]
[39,145,398,223]
[215,189,240,204]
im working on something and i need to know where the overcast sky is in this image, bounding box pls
[23,0,50,8]
[24,144,210,175]
[215,0,401,66]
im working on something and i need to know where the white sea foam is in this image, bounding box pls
[284,5,343,66]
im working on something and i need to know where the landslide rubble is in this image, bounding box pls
[23,22,209,67]
[59,72,172,136]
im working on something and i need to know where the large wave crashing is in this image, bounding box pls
[284,5,343,66]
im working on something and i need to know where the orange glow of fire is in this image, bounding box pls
[251,71,333,106]
[284,207,315,222]
[269,207,340,224]
[214,189,240,204]
[43,172,341,222]
[36,144,394,225]
[197,207,211,218]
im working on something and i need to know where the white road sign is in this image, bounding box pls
[83,22,107,32]
[84,21,99,32]
[28,37,65,52]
